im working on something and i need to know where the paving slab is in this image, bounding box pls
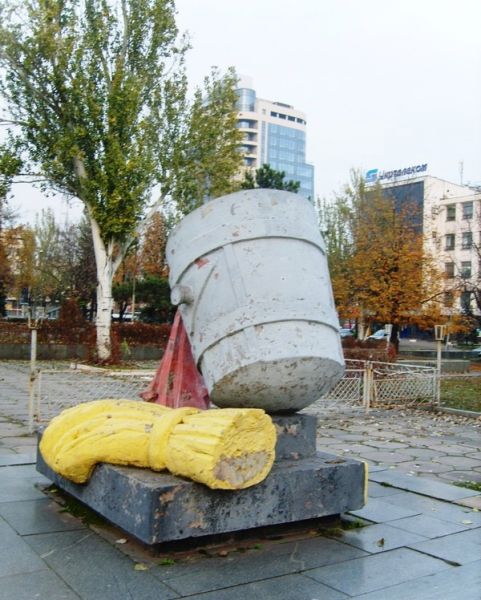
[349,497,422,523]
[0,464,49,502]
[184,573,349,600]
[408,534,481,565]
[367,481,403,498]
[338,522,428,553]
[429,442,474,455]
[393,461,453,476]
[0,570,81,600]
[0,453,35,466]
[304,547,451,597]
[153,537,366,596]
[434,455,481,469]
[279,535,368,569]
[437,527,481,546]
[350,558,481,600]
[154,548,302,596]
[382,490,481,527]
[396,448,448,459]
[466,451,481,459]
[388,514,470,538]
[0,498,86,535]
[455,495,481,509]
[355,450,415,464]
[0,519,47,578]
[25,530,179,600]
[368,469,481,501]
[439,470,481,483]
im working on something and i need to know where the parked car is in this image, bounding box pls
[339,328,354,338]
[367,329,390,340]
[470,346,481,358]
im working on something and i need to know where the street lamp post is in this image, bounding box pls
[434,324,446,407]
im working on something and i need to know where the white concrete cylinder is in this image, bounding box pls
[167,189,344,413]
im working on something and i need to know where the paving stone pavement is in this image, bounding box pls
[1,360,481,598]
[306,405,481,486]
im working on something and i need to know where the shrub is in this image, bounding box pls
[342,338,396,362]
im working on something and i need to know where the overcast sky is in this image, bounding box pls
[12,0,481,223]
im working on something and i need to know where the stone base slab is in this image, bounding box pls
[37,450,367,545]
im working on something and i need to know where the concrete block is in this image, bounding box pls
[272,414,316,460]
[37,451,366,545]
[36,413,365,544]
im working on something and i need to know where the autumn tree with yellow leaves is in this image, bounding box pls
[320,171,445,342]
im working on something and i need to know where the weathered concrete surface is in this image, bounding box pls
[272,414,317,460]
[167,189,344,412]
[37,450,366,545]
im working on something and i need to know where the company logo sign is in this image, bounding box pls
[366,163,428,183]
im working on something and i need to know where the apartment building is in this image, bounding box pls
[236,76,314,200]
[368,168,480,316]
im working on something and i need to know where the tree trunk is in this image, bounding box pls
[88,214,119,361]
[95,259,114,361]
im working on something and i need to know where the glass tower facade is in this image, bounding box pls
[266,123,314,200]
[236,83,315,201]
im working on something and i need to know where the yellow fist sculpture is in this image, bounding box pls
[39,400,276,490]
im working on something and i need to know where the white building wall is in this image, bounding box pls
[418,176,480,315]
[379,174,480,316]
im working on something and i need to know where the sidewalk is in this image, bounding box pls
[1,361,480,599]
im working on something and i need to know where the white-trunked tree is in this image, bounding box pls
[0,0,242,360]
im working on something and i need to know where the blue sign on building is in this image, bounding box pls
[366,163,428,183]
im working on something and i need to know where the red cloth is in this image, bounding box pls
[140,310,210,409]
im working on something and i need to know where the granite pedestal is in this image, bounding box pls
[36,414,366,545]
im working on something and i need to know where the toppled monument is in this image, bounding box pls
[37,189,366,544]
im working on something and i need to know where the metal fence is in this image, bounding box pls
[312,359,437,414]
[29,366,155,430]
[27,359,437,430]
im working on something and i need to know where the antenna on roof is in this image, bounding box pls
[459,161,464,185]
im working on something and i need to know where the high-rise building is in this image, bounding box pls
[236,76,315,200]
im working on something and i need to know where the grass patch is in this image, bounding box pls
[454,480,481,492]
[440,378,481,413]
[318,517,367,538]
[57,494,105,526]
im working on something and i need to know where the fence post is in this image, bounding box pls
[28,326,38,433]
[363,361,372,413]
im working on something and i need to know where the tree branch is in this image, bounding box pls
[120,0,129,62]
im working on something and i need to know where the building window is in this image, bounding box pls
[445,262,455,278]
[462,232,473,249]
[461,261,472,278]
[443,291,454,307]
[444,234,455,250]
[462,201,473,219]
[461,291,471,311]
[446,204,456,221]
[236,88,256,112]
